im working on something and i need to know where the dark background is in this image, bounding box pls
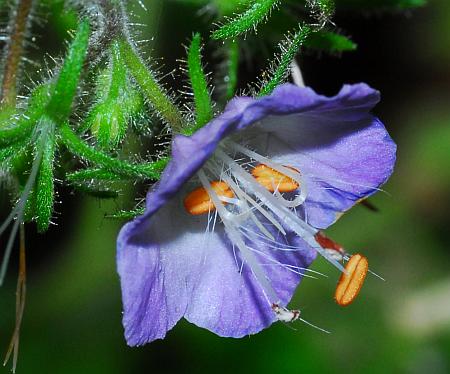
[1,0,449,372]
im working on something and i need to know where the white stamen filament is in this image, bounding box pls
[229,141,308,208]
[206,161,282,239]
[205,163,270,231]
[215,148,345,272]
[194,142,350,329]
[246,245,320,279]
[197,170,280,304]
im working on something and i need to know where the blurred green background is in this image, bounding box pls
[1,0,450,373]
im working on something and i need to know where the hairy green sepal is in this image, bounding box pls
[185,33,214,135]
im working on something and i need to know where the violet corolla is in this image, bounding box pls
[117,83,396,346]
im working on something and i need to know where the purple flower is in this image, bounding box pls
[117,83,396,346]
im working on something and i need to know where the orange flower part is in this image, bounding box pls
[314,231,346,256]
[184,181,234,215]
[335,254,369,306]
[251,164,300,193]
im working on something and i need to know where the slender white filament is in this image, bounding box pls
[215,149,345,272]
[197,169,280,304]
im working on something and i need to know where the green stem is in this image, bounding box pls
[258,25,311,97]
[118,40,185,130]
[66,168,125,183]
[59,122,167,180]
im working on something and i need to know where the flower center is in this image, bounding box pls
[182,141,346,326]
[183,164,300,216]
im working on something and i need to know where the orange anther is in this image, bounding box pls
[251,164,300,193]
[184,181,234,215]
[335,254,369,307]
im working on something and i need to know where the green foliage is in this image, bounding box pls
[185,33,214,134]
[0,140,28,166]
[35,123,56,232]
[106,207,145,220]
[87,42,143,149]
[46,20,90,122]
[0,20,91,234]
[71,184,120,199]
[118,40,186,130]
[59,122,167,180]
[305,30,357,52]
[212,0,280,40]
[258,25,312,96]
[66,168,126,183]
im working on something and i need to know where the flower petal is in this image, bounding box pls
[185,224,317,337]
[136,83,384,232]
[117,82,395,344]
[243,85,396,229]
[118,192,316,342]
[117,198,204,345]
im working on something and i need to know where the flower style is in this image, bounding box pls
[117,83,396,346]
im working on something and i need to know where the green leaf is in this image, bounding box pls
[0,140,28,166]
[66,168,127,183]
[46,19,90,122]
[212,0,280,40]
[35,123,56,232]
[106,207,145,220]
[215,0,252,16]
[185,33,213,135]
[118,40,185,130]
[0,84,51,147]
[305,30,357,52]
[71,184,119,199]
[23,189,36,222]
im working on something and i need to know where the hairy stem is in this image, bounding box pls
[258,25,311,97]
[59,122,167,180]
[0,0,34,107]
